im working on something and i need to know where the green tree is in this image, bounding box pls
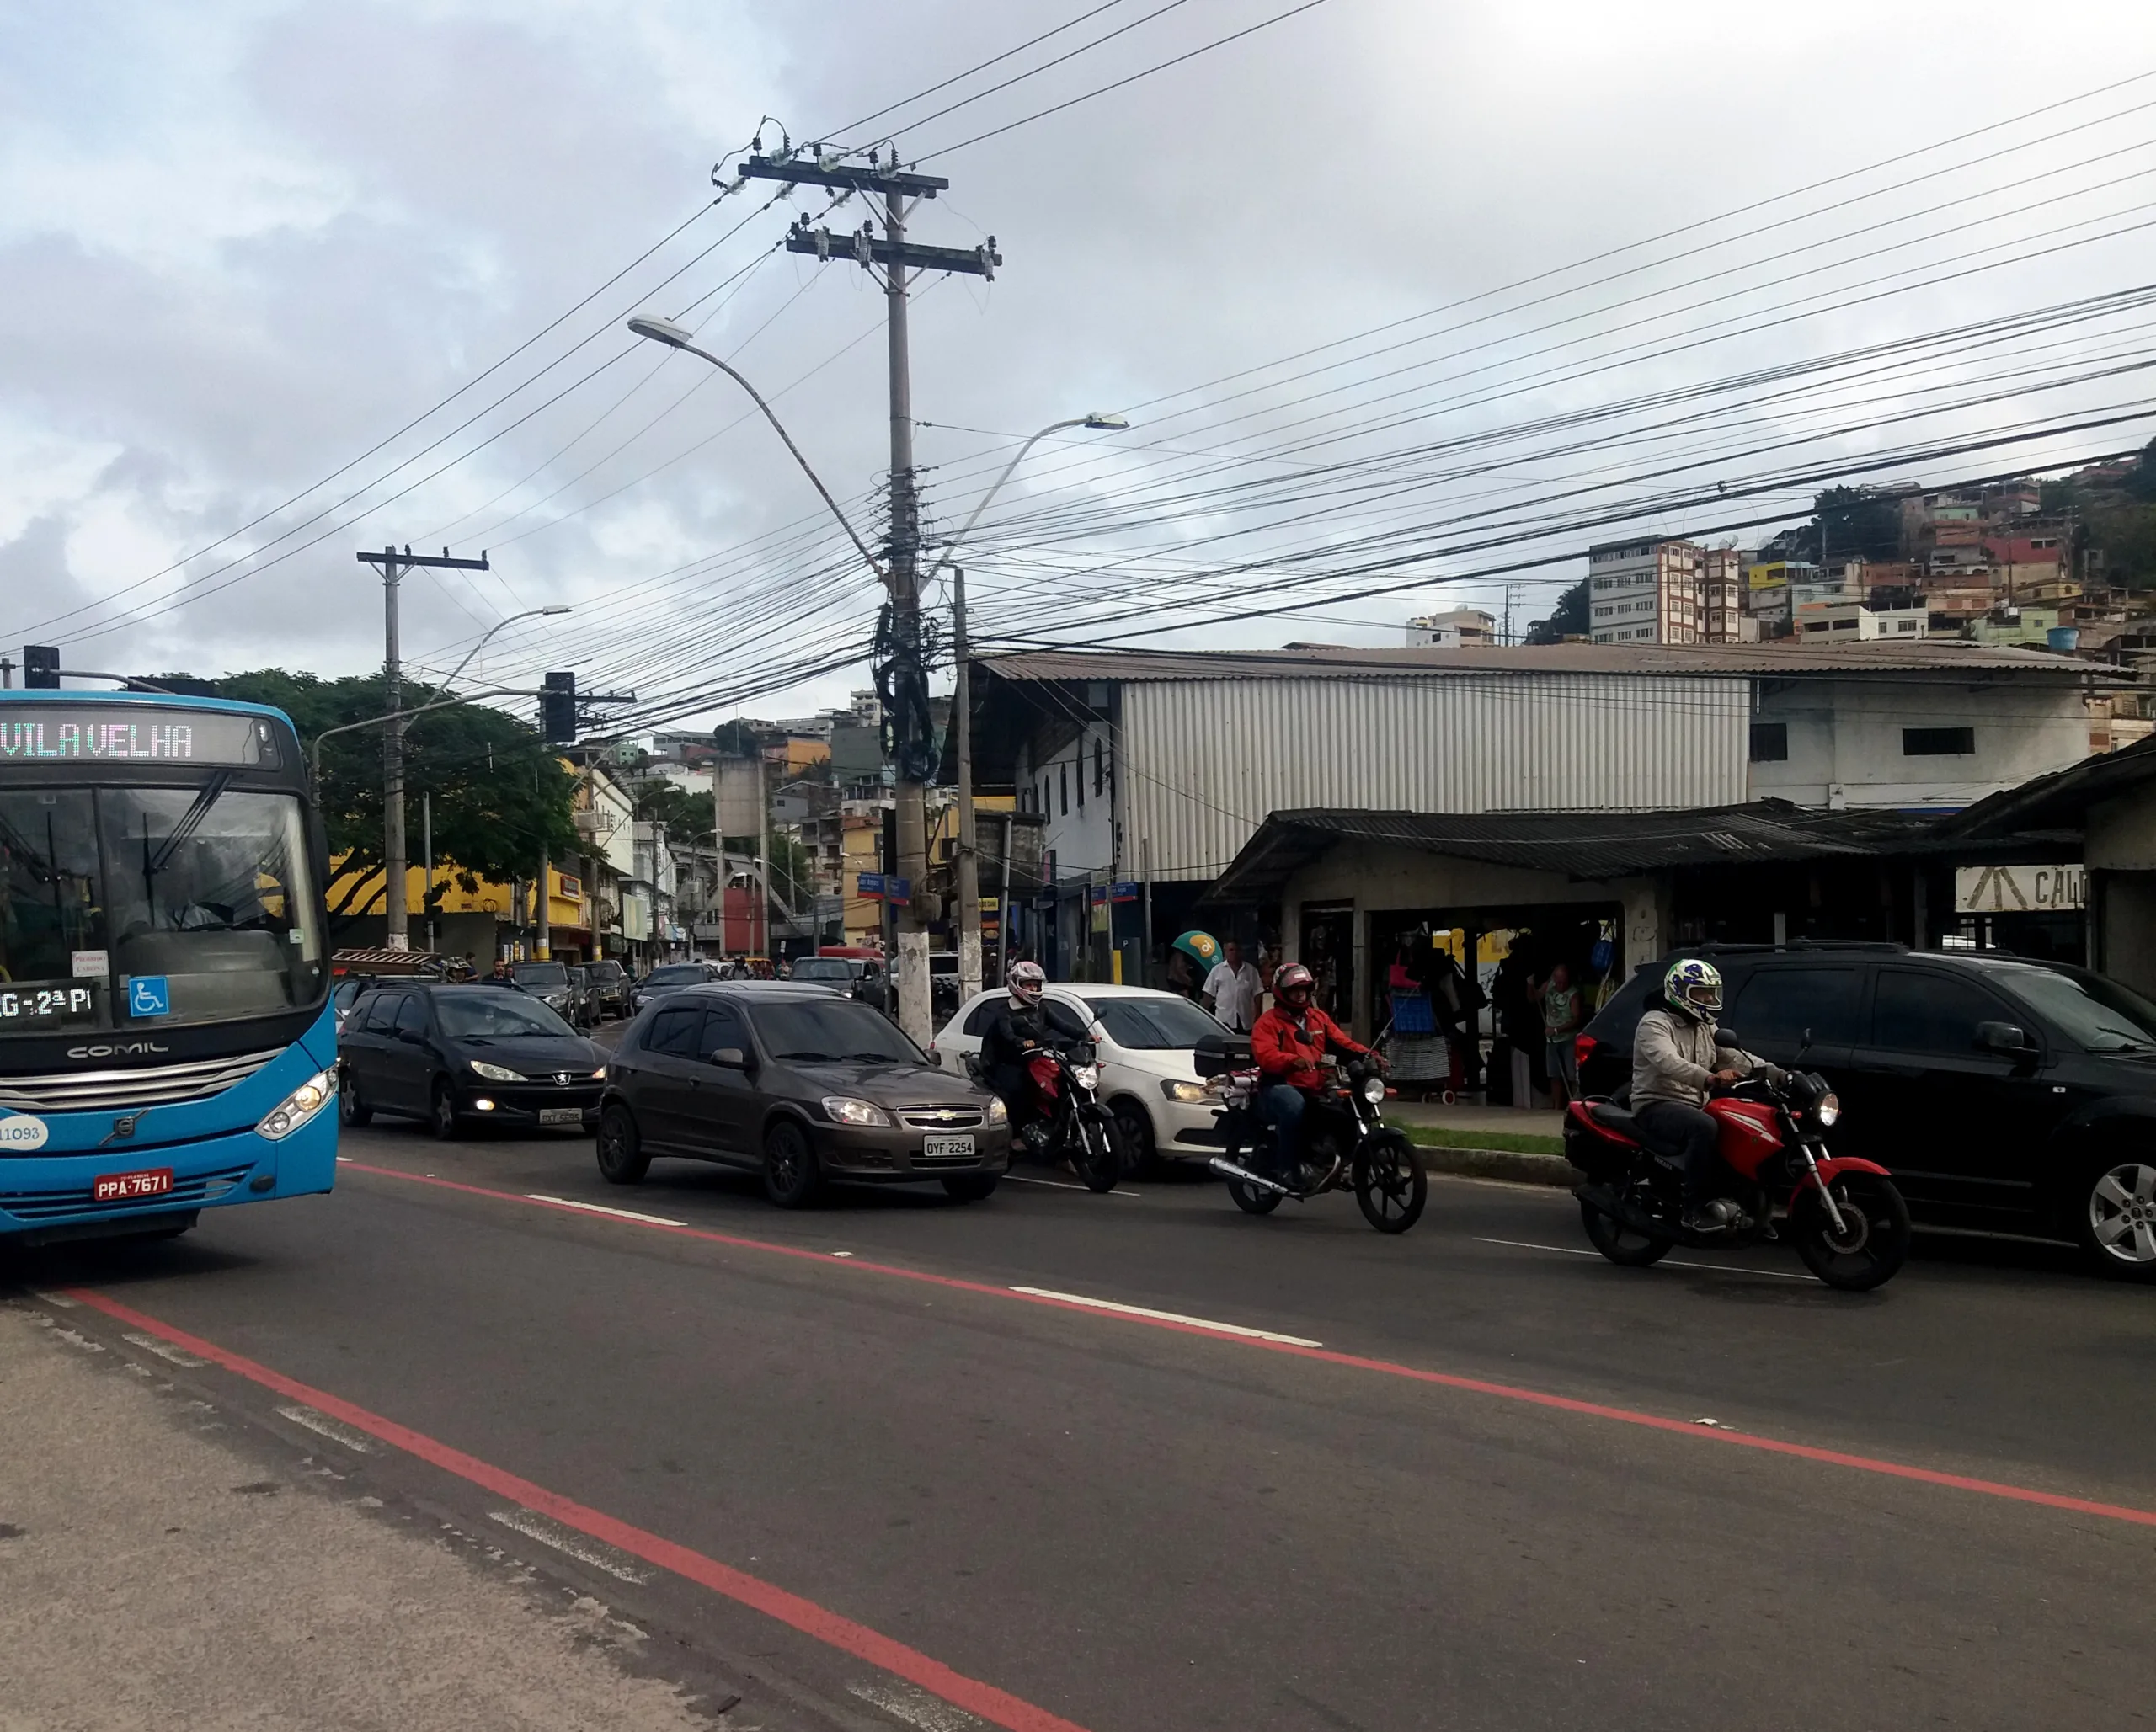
[1524,580,1588,644]
[1814,486,1902,562]
[2126,434,2156,504]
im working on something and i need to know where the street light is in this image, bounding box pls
[932,413,1134,1004]
[307,605,573,788]
[626,315,886,585]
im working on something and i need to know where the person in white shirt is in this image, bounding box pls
[1202,940,1264,1032]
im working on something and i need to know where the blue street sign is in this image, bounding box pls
[857,871,884,898]
[886,876,911,907]
[1110,880,1141,903]
[127,976,171,1018]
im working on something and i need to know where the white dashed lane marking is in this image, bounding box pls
[1011,1287,1322,1347]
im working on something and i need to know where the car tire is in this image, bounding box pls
[1110,1099,1157,1178]
[429,1081,462,1142]
[339,1074,373,1127]
[942,1174,999,1203]
[2073,1154,2156,1282]
[763,1120,822,1208]
[595,1105,649,1185]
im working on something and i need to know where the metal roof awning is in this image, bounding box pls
[1941,733,2156,838]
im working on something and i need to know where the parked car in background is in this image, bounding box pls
[510,959,577,1021]
[595,983,1010,1206]
[627,962,717,1015]
[1573,942,2156,1278]
[787,956,860,993]
[563,965,599,1030]
[795,951,892,1013]
[338,983,608,1140]
[585,958,630,1020]
[931,983,1228,1170]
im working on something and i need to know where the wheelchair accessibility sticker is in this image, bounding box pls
[127,976,171,1018]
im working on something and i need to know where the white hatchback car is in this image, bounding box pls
[931,983,1230,1168]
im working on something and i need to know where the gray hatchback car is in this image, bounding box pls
[595,983,1011,1206]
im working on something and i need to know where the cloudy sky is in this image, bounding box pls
[6,0,2156,732]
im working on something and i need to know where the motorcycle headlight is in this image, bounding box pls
[1362,1076,1387,1106]
[256,1069,336,1142]
[1070,1064,1100,1090]
[986,1096,1008,1124]
[1814,1092,1841,1127]
[1161,1079,1208,1103]
[821,1095,892,1127]
[470,1060,524,1083]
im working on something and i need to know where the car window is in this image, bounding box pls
[1726,966,1865,1047]
[436,992,574,1039]
[1043,999,1095,1041]
[962,999,1001,1037]
[350,992,387,1031]
[751,998,921,1063]
[1081,994,1225,1050]
[699,1002,745,1057]
[647,1005,705,1057]
[1973,962,2156,1054]
[512,962,568,987]
[1872,968,2015,1056]
[648,965,706,986]
[392,994,429,1037]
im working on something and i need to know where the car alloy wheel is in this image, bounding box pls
[763,1120,821,1208]
[2087,1160,2156,1271]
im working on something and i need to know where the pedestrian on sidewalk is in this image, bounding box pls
[1202,940,1264,1033]
[1541,962,1583,1107]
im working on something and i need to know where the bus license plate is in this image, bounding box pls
[538,1107,584,1127]
[925,1135,974,1160]
[94,1168,173,1203]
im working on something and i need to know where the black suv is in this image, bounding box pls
[1575,943,2156,1278]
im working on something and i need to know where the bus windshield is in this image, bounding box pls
[0,781,324,1034]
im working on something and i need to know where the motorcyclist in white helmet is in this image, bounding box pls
[980,962,1053,1134]
[1633,957,1786,1233]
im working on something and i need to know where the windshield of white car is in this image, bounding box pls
[1081,994,1225,1050]
[437,993,576,1039]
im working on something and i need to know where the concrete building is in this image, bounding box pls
[1406,608,1497,648]
[1795,604,1931,642]
[974,640,2101,979]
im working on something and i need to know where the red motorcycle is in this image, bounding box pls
[1564,1066,1910,1291]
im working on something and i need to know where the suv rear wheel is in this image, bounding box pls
[2075,1155,2156,1281]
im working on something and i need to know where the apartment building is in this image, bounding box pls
[1405,607,1497,648]
[1588,538,1753,644]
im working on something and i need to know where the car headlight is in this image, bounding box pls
[470,1060,524,1083]
[986,1096,1008,1124]
[822,1095,893,1127]
[590,1066,607,1080]
[1362,1076,1387,1106]
[257,1069,336,1142]
[1814,1092,1841,1127]
[1162,1079,1208,1103]
[1070,1064,1100,1090]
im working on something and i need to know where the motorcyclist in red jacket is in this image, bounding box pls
[1250,963,1385,1177]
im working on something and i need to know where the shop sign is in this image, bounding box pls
[1954,863,2085,914]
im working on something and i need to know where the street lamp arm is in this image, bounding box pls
[307,686,536,787]
[923,412,1129,589]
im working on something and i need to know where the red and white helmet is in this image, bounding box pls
[1006,961,1046,1006]
[1274,962,1315,1005]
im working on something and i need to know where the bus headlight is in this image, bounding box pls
[257,1069,336,1142]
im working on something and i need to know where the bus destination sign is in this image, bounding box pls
[0,708,274,768]
[0,982,99,1029]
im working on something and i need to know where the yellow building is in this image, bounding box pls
[328,856,591,962]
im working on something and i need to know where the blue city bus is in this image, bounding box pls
[0,690,336,1245]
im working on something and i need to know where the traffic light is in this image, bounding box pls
[540,671,577,744]
[23,645,60,689]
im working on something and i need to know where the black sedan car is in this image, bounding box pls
[339,983,608,1139]
[596,983,1010,1206]
[627,961,717,1015]
[1573,942,2156,1278]
[510,958,578,1021]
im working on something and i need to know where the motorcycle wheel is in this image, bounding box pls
[1790,1174,1909,1292]
[1073,1115,1123,1194]
[1578,1196,1673,1267]
[1228,1175,1283,1215]
[1354,1137,1426,1234]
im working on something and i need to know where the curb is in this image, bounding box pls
[1413,1144,1576,1188]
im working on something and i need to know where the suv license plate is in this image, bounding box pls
[538,1107,584,1127]
[924,1134,975,1160]
[94,1168,173,1202]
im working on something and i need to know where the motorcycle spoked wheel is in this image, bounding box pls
[1354,1136,1427,1234]
[1227,1174,1283,1215]
[1788,1174,1910,1291]
[1578,1187,1674,1267]
[1071,1113,1123,1194]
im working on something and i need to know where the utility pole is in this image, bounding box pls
[952,567,982,1005]
[355,545,489,949]
[423,792,435,954]
[738,144,1000,1045]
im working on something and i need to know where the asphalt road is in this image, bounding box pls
[9,1114,2156,1732]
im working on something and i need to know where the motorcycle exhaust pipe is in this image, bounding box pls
[1209,1156,1290,1196]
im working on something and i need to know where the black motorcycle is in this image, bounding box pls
[1197,1038,1427,1234]
[968,1040,1124,1193]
